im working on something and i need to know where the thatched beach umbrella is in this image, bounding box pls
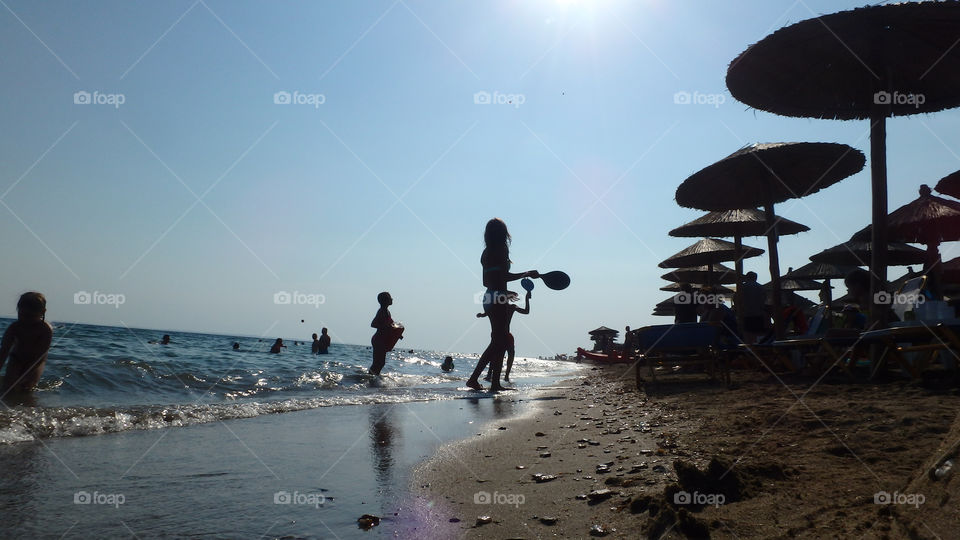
[669,209,810,327]
[937,171,960,200]
[851,184,960,297]
[660,264,737,285]
[657,238,763,288]
[785,261,859,306]
[809,240,926,268]
[675,142,865,338]
[726,2,960,325]
[763,277,825,292]
[660,282,734,295]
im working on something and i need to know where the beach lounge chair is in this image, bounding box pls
[859,321,960,380]
[733,306,828,375]
[633,322,729,388]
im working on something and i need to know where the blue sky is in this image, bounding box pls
[1,0,958,356]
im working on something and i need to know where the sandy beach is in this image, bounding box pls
[416,364,960,539]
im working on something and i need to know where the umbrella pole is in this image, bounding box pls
[734,235,745,334]
[870,111,889,326]
[763,203,784,339]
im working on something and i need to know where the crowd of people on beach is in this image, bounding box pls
[0,218,544,398]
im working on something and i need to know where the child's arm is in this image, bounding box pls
[515,292,531,315]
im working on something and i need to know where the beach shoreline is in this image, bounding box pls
[415,364,960,539]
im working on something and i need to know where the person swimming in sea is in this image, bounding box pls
[270,338,286,353]
[0,292,53,397]
[232,342,240,350]
[466,218,538,392]
[441,355,455,372]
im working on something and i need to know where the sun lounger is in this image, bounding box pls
[633,322,729,387]
[859,321,960,379]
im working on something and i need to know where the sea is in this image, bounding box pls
[0,319,584,538]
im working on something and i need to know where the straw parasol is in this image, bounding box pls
[763,277,825,292]
[809,240,926,267]
[726,2,960,326]
[937,171,960,200]
[669,208,810,329]
[660,264,737,285]
[850,184,960,297]
[786,261,859,305]
[675,142,865,338]
[658,238,763,275]
[660,282,734,294]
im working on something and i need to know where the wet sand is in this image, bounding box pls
[415,364,960,539]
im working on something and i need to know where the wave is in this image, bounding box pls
[0,391,457,445]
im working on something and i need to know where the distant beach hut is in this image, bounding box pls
[726,2,960,327]
[850,185,960,298]
[675,142,865,338]
[587,326,619,352]
[936,170,960,200]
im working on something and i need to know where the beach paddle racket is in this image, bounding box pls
[520,278,535,292]
[539,271,570,290]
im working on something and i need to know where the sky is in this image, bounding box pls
[1,0,958,357]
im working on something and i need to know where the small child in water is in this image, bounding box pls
[0,292,53,396]
[270,338,286,353]
[441,355,455,372]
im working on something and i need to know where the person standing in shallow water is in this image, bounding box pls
[0,292,53,397]
[369,292,400,375]
[466,218,538,392]
[318,328,331,354]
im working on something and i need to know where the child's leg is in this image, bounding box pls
[504,348,515,380]
[369,347,387,375]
